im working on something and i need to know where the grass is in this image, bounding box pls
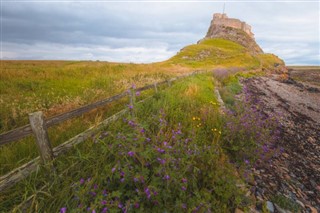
[271,195,301,212]
[0,37,285,211]
[167,38,260,69]
[1,74,253,212]
[0,38,284,176]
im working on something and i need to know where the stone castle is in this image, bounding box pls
[204,13,263,54]
[207,13,254,39]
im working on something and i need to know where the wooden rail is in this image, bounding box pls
[0,92,127,145]
[0,71,201,191]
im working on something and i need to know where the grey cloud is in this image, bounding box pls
[2,1,319,64]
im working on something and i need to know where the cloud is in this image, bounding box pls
[1,1,319,64]
[2,41,175,63]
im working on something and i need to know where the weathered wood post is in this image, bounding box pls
[29,111,54,164]
[128,89,135,116]
[154,82,158,93]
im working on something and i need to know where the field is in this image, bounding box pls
[287,66,320,86]
[0,38,287,211]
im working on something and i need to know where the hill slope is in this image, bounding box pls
[166,38,286,73]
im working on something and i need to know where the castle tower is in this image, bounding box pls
[204,13,263,54]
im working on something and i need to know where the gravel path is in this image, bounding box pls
[242,76,320,212]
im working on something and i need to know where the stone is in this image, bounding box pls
[274,204,287,213]
[295,199,305,209]
[306,205,318,213]
[234,208,244,213]
[203,13,263,54]
[266,201,275,213]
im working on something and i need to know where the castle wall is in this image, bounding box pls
[212,13,254,39]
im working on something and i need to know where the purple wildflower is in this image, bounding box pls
[182,203,187,209]
[102,189,107,196]
[60,207,67,213]
[134,202,140,208]
[79,178,85,185]
[182,178,187,183]
[101,200,107,205]
[127,151,134,157]
[90,191,97,197]
[146,138,151,142]
[93,184,98,190]
[163,141,168,146]
[118,203,123,209]
[120,178,125,182]
[131,84,136,89]
[140,128,145,133]
[128,120,135,127]
[128,105,133,110]
[135,91,141,96]
[163,175,170,180]
[244,159,250,164]
[111,168,116,173]
[157,158,166,165]
[181,186,187,191]
[92,210,96,213]
[102,207,108,213]
[157,148,165,154]
[144,187,151,199]
[140,176,145,183]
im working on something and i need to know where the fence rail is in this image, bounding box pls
[0,71,200,191]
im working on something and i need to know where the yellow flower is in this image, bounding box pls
[219,131,222,134]
[192,117,196,120]
[214,128,217,131]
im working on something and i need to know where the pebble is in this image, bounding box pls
[295,199,305,209]
[306,205,318,213]
[266,201,274,213]
[274,203,287,213]
[234,208,244,213]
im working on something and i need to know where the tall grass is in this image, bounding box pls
[1,74,252,212]
[0,38,284,180]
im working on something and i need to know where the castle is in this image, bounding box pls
[207,13,254,39]
[204,13,263,53]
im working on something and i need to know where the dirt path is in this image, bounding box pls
[242,76,320,212]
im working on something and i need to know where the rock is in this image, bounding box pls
[306,205,318,213]
[274,204,287,213]
[284,174,291,181]
[266,201,275,213]
[295,199,305,209]
[282,153,289,158]
[204,13,263,54]
[234,208,244,213]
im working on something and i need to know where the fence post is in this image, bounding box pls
[154,82,158,93]
[29,111,54,164]
[128,89,135,116]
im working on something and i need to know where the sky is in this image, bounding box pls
[1,0,319,65]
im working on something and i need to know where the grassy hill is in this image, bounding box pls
[167,38,260,69]
[0,38,285,212]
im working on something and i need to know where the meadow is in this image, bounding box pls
[0,38,284,211]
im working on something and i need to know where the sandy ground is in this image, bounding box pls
[242,75,320,211]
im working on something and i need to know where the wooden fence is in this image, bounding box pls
[0,72,199,191]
